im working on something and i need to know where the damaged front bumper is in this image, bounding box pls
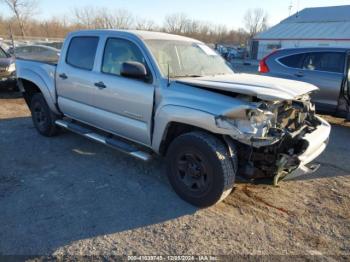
[276,116,331,184]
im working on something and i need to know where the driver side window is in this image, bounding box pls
[102,38,146,76]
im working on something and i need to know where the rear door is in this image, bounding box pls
[56,36,100,123]
[297,52,345,110]
[87,37,155,146]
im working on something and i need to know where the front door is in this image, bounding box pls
[88,37,155,146]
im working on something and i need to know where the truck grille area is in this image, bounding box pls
[238,99,321,180]
[276,100,309,132]
[238,136,309,179]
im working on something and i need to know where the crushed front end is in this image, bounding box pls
[216,95,331,184]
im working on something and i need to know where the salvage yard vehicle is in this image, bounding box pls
[16,30,331,207]
[259,47,350,117]
[14,45,60,63]
[0,45,16,89]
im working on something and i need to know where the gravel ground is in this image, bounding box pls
[0,91,349,258]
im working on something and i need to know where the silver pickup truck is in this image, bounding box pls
[16,30,331,207]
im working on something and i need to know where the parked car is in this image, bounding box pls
[259,47,350,115]
[33,41,64,50]
[41,41,63,50]
[215,44,228,57]
[14,44,60,63]
[226,48,239,61]
[16,30,331,207]
[0,46,16,89]
[0,42,11,53]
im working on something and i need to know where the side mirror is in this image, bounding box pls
[120,61,147,80]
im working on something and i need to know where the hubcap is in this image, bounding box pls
[33,103,47,129]
[177,153,209,193]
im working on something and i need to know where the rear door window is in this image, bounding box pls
[279,53,305,69]
[66,37,99,70]
[302,52,345,73]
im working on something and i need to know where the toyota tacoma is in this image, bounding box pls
[16,30,331,207]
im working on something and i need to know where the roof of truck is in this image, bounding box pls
[71,29,200,42]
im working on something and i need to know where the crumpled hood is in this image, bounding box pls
[176,73,319,101]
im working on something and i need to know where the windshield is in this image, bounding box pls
[0,47,7,58]
[145,40,234,78]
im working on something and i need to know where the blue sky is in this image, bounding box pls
[3,0,350,29]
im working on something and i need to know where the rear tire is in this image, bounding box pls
[30,93,59,137]
[166,131,237,207]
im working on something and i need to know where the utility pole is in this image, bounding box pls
[288,0,293,16]
[296,0,300,17]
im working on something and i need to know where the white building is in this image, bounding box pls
[252,5,350,60]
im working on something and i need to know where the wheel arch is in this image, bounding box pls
[153,105,232,155]
[17,73,59,115]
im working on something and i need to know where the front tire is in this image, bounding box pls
[166,132,237,207]
[30,93,59,137]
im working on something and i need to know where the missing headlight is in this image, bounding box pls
[216,108,275,138]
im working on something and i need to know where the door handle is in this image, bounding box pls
[59,73,68,79]
[95,81,107,89]
[294,72,304,77]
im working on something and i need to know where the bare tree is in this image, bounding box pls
[0,6,250,47]
[135,18,156,31]
[0,0,38,37]
[213,24,228,43]
[112,9,134,29]
[94,8,115,29]
[39,17,69,38]
[243,8,269,39]
[164,13,189,34]
[0,13,6,35]
[73,7,133,30]
[73,6,97,29]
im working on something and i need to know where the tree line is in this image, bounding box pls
[0,0,269,45]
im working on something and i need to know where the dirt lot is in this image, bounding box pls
[0,90,349,258]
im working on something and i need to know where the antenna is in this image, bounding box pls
[288,0,293,16]
[167,63,170,87]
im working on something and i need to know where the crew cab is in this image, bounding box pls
[16,30,331,207]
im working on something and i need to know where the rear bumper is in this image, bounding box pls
[282,116,331,181]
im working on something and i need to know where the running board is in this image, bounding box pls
[55,119,152,161]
